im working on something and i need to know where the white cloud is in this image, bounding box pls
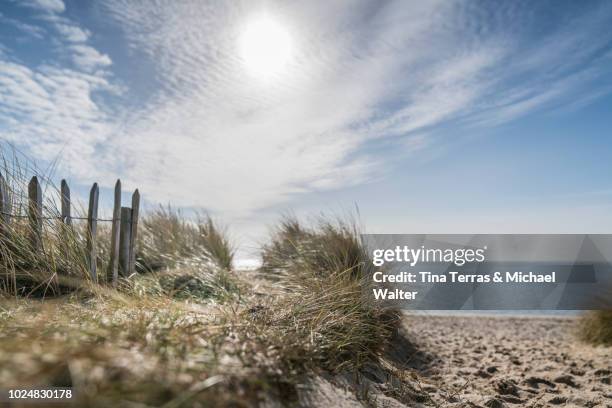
[14,0,101,59]
[21,0,65,14]
[69,45,112,71]
[90,0,472,215]
[8,0,110,71]
[55,23,90,42]
[0,1,116,178]
[0,61,117,174]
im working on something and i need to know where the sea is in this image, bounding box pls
[405,310,582,317]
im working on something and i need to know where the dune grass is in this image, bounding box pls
[0,190,399,407]
[136,206,235,272]
[259,215,398,370]
[0,294,256,407]
[579,310,612,346]
[0,153,93,296]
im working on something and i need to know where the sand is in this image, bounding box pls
[404,315,611,407]
[297,315,611,407]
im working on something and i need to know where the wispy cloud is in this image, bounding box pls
[0,0,115,175]
[20,0,65,14]
[0,61,117,169]
[1,0,612,217]
[55,23,90,43]
[0,12,46,39]
[69,45,112,71]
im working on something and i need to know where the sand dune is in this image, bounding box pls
[296,315,610,407]
[406,315,611,407]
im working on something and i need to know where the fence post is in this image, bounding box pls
[86,183,99,282]
[60,179,71,225]
[118,207,132,276]
[128,189,140,275]
[28,176,43,251]
[108,179,121,285]
[0,173,11,233]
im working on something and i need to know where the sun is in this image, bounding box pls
[238,15,293,79]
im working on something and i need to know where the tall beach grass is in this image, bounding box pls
[258,215,399,372]
[0,202,401,405]
[579,310,612,346]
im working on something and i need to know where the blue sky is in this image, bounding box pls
[1,0,612,259]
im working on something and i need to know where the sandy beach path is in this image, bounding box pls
[405,315,611,407]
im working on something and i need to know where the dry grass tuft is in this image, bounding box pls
[258,215,399,372]
[0,149,93,296]
[261,215,374,279]
[579,310,612,346]
[0,295,268,407]
[137,206,235,272]
[197,214,234,271]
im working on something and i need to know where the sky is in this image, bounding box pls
[1,0,612,261]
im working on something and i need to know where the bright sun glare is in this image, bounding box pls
[239,16,293,79]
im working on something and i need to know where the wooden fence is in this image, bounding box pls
[0,175,139,286]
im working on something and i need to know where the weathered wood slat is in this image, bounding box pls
[0,173,14,292]
[28,176,43,251]
[60,179,71,225]
[0,173,11,233]
[119,206,132,277]
[128,189,140,275]
[86,183,99,282]
[108,179,121,285]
